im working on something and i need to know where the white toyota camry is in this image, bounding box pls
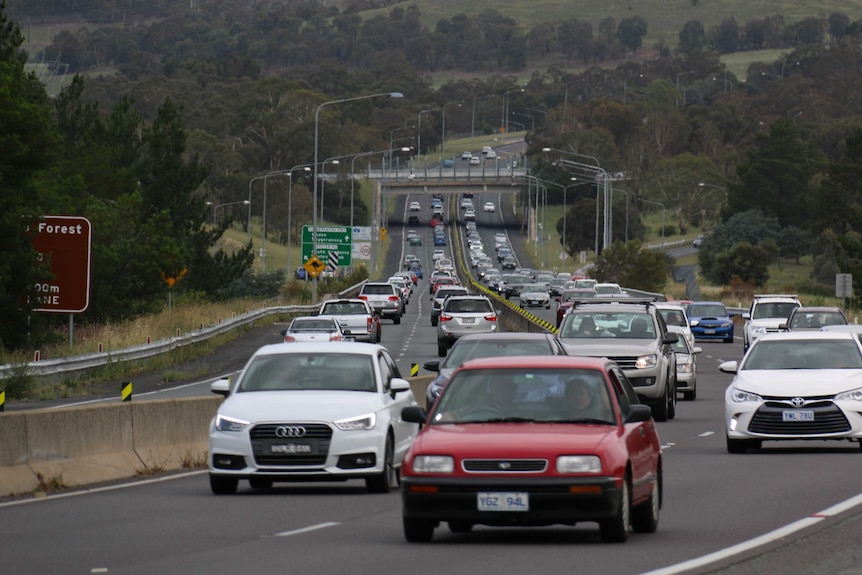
[720,331,862,453]
[208,342,419,494]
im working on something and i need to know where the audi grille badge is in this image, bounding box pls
[275,426,307,438]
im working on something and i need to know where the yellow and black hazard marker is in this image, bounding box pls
[121,381,132,402]
[0,389,5,412]
[411,363,419,377]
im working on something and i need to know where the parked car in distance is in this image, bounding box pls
[461,151,473,160]
[422,332,567,406]
[400,355,662,543]
[208,342,419,494]
[720,331,862,453]
[687,301,735,343]
[281,316,348,343]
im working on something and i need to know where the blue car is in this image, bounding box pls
[434,235,447,246]
[686,301,735,343]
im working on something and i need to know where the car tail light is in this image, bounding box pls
[366,317,373,333]
[330,335,342,342]
[357,295,368,301]
[440,314,453,322]
[284,335,296,342]
[484,314,497,322]
[388,296,400,302]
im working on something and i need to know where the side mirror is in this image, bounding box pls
[402,406,428,424]
[423,360,440,372]
[662,332,679,344]
[625,404,653,423]
[390,377,411,397]
[719,360,739,374]
[211,378,231,397]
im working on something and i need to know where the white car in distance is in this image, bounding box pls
[483,202,496,213]
[208,342,419,494]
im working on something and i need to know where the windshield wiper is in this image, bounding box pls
[552,418,613,425]
[469,417,538,423]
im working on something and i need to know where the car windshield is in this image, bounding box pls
[443,339,554,369]
[445,299,492,313]
[289,319,338,332]
[430,368,615,425]
[753,302,799,320]
[238,353,377,392]
[789,312,847,328]
[659,309,687,326]
[560,312,655,339]
[522,284,547,294]
[689,304,726,317]
[742,339,862,370]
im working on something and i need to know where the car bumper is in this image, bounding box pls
[691,326,733,340]
[726,400,862,442]
[402,476,623,524]
[208,425,388,481]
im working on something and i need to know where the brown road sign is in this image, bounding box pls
[27,215,92,313]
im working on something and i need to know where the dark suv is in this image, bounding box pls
[556,298,679,421]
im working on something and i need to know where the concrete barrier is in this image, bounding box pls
[0,378,435,498]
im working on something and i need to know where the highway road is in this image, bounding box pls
[5,189,862,574]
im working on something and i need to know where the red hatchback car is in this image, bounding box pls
[400,355,662,543]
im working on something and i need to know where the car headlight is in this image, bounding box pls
[556,455,602,473]
[677,361,694,374]
[334,413,377,431]
[412,455,455,473]
[729,387,762,403]
[721,322,732,328]
[215,414,250,432]
[635,354,658,369]
[752,327,767,336]
[835,388,862,402]
[690,319,700,326]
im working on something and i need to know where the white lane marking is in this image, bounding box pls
[642,495,862,575]
[275,522,340,537]
[0,470,207,508]
[699,431,715,437]
[90,569,109,573]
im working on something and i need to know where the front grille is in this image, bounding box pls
[748,402,851,435]
[463,459,548,473]
[606,355,637,369]
[250,423,333,466]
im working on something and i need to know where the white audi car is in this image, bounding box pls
[720,331,862,453]
[208,342,419,494]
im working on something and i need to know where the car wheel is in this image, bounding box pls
[683,388,696,401]
[366,434,395,494]
[437,343,447,357]
[599,477,630,543]
[651,386,669,422]
[403,516,435,542]
[394,314,401,325]
[209,474,238,495]
[448,521,473,533]
[631,472,661,533]
[248,477,273,490]
[667,374,677,420]
[431,317,438,327]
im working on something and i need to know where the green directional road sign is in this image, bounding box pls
[302,225,353,266]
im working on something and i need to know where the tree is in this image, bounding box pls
[678,21,706,54]
[592,240,672,293]
[617,17,647,54]
[712,242,771,286]
[0,1,61,350]
[698,210,780,283]
[777,226,813,263]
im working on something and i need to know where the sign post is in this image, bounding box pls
[836,273,853,311]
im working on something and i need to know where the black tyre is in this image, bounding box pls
[437,343,447,357]
[631,472,661,533]
[667,375,677,420]
[682,389,696,401]
[394,315,401,325]
[651,385,669,422]
[366,435,395,494]
[248,477,273,490]
[403,516,435,542]
[599,478,630,543]
[209,474,238,495]
[431,317,438,327]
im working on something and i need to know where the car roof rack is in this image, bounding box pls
[572,297,657,309]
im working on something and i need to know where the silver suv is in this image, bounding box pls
[431,285,470,327]
[358,282,403,324]
[556,298,679,421]
[436,295,500,357]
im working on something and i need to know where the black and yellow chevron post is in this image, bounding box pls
[411,363,419,377]
[0,389,5,412]
[121,381,132,402]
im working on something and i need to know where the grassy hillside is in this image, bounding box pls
[337,0,862,50]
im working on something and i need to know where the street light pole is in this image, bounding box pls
[286,165,312,278]
[441,101,461,159]
[503,86,523,133]
[319,158,340,221]
[314,91,403,303]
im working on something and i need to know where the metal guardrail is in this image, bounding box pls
[0,282,366,381]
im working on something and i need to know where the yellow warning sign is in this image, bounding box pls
[303,255,326,278]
